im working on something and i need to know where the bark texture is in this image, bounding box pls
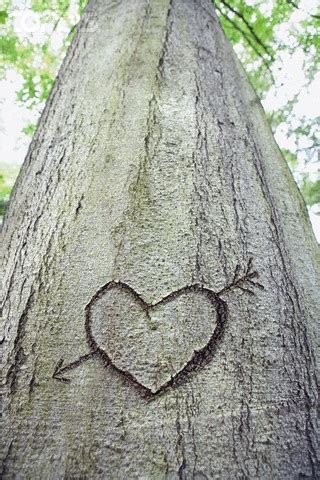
[1,0,320,478]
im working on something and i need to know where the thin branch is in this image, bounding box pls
[215,5,275,84]
[48,4,71,39]
[218,0,275,60]
[287,0,320,20]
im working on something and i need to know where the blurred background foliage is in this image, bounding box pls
[216,0,320,215]
[0,0,319,228]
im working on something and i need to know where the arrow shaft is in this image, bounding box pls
[59,352,97,374]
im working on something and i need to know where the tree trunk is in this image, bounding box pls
[1,0,320,478]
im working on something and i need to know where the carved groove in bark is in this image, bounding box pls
[1,0,319,478]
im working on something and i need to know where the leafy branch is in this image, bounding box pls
[217,0,274,61]
[215,3,275,84]
[286,0,320,20]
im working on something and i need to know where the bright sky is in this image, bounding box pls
[0,0,319,241]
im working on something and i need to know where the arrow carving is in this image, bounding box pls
[53,352,97,383]
[52,258,264,394]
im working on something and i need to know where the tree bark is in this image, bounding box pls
[1,0,320,478]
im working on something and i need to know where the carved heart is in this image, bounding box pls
[85,282,226,394]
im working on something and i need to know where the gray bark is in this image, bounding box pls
[1,0,320,478]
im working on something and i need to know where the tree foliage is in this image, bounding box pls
[0,173,10,216]
[215,0,320,211]
[0,0,319,213]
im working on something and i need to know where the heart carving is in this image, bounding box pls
[85,281,226,394]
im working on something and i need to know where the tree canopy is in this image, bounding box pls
[0,0,319,217]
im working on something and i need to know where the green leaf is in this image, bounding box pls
[22,122,37,137]
[300,178,320,206]
[282,149,298,169]
[0,172,12,217]
[0,10,8,24]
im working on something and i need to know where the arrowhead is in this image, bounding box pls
[52,358,71,383]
